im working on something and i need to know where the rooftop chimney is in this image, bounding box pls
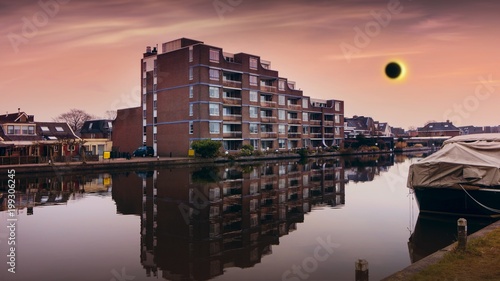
[18,108,20,114]
[146,46,152,53]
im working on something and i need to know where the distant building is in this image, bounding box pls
[114,38,345,156]
[80,119,113,156]
[375,122,392,137]
[417,120,460,137]
[459,125,484,135]
[391,127,406,137]
[0,110,80,159]
[344,116,376,138]
[112,107,143,155]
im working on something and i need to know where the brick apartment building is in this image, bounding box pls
[114,38,344,157]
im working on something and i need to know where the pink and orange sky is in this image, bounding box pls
[1,0,499,129]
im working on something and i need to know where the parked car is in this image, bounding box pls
[132,146,154,157]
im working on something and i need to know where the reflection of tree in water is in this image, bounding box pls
[191,166,221,183]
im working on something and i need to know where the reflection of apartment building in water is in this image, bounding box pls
[110,160,345,280]
[113,38,344,156]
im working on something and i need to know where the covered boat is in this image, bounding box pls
[407,133,500,217]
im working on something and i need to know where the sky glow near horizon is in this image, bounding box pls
[1,0,499,129]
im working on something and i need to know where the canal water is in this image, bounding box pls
[0,154,496,281]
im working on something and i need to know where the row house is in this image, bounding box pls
[0,110,80,160]
[113,38,344,157]
[416,120,460,137]
[79,119,113,156]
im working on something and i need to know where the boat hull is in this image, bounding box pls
[413,187,500,218]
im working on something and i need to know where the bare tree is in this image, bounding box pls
[104,110,117,120]
[54,109,94,133]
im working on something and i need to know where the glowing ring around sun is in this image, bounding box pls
[385,61,406,81]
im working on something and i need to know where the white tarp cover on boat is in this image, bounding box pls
[408,133,500,189]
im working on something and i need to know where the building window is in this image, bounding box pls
[154,117,157,124]
[278,95,285,105]
[13,126,21,134]
[189,67,193,80]
[153,59,157,77]
[189,104,193,116]
[249,57,258,70]
[69,145,76,151]
[209,69,219,81]
[279,80,285,91]
[210,49,220,63]
[41,126,50,132]
[278,110,286,120]
[189,121,194,134]
[209,103,219,116]
[278,124,286,135]
[302,99,309,108]
[153,84,157,92]
[209,86,220,98]
[249,106,259,118]
[153,133,157,142]
[7,125,14,134]
[249,90,258,102]
[210,122,220,134]
[249,123,258,134]
[189,86,193,98]
[335,115,340,123]
[278,139,286,149]
[143,110,147,118]
[335,127,340,135]
[249,75,258,86]
[302,112,308,121]
[303,126,309,135]
[28,125,35,135]
[143,78,147,88]
[335,102,340,111]
[250,139,259,150]
[143,61,146,72]
[143,126,147,133]
[55,126,64,132]
[189,46,193,62]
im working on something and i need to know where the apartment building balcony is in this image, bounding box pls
[223,114,242,121]
[260,101,276,108]
[261,132,277,138]
[288,104,302,110]
[222,97,242,105]
[223,131,242,138]
[260,85,276,93]
[288,118,301,124]
[324,133,335,138]
[260,116,277,123]
[309,120,322,125]
[323,121,334,127]
[222,79,242,89]
[288,132,302,139]
[310,133,323,138]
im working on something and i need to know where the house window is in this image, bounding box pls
[302,99,309,108]
[249,57,258,70]
[189,104,193,116]
[22,126,29,135]
[278,110,286,120]
[209,69,219,81]
[41,126,50,132]
[249,123,258,134]
[28,125,35,135]
[55,126,64,132]
[249,106,258,118]
[209,86,220,98]
[278,95,285,105]
[249,75,258,86]
[189,86,193,98]
[302,112,308,121]
[7,125,14,134]
[189,121,194,134]
[249,90,258,102]
[278,124,286,134]
[69,145,76,151]
[14,126,21,134]
[209,103,219,116]
[210,122,220,134]
[210,49,220,63]
[53,145,59,152]
[189,67,193,80]
[279,80,285,91]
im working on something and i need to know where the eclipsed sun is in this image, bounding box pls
[384,61,406,80]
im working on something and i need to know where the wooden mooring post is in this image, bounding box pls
[457,218,467,251]
[355,259,369,281]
